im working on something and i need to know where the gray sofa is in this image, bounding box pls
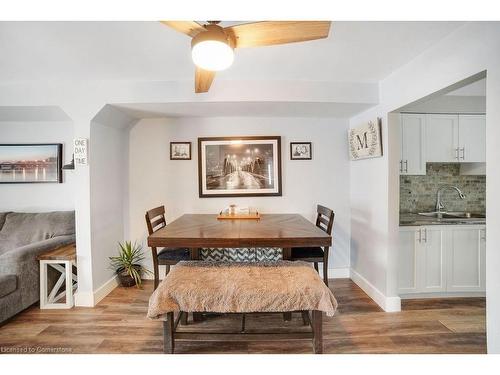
[0,211,75,323]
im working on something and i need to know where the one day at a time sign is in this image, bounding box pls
[73,138,88,165]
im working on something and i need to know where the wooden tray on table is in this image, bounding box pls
[217,212,260,220]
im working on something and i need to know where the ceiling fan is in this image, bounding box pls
[160,21,332,93]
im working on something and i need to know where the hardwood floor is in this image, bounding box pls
[0,279,486,354]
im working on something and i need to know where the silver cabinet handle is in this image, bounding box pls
[455,148,459,161]
[460,147,465,160]
[404,160,408,173]
[399,160,403,173]
[481,229,486,241]
[419,228,427,243]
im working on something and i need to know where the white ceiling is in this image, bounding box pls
[446,78,486,96]
[112,101,375,118]
[0,21,465,83]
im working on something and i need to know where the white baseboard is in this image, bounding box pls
[400,291,486,299]
[94,274,119,305]
[74,291,94,307]
[74,275,119,307]
[350,268,401,312]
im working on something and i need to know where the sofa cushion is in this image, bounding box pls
[0,211,75,255]
[0,274,17,298]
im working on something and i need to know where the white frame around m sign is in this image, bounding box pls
[348,118,383,160]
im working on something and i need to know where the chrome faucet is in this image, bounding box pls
[435,185,466,212]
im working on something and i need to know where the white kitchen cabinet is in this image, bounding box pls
[446,227,486,292]
[419,227,446,292]
[398,225,486,295]
[397,228,419,293]
[426,114,459,162]
[424,113,485,163]
[457,115,486,162]
[400,114,426,175]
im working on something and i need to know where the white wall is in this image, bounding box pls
[87,106,136,300]
[128,117,351,272]
[348,22,500,352]
[0,121,75,212]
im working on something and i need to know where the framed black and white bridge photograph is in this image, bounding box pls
[198,136,282,198]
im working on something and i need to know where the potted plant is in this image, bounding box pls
[109,241,150,288]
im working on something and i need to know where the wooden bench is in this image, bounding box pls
[37,243,77,309]
[147,261,337,354]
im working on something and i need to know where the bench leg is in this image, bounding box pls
[301,311,310,326]
[163,313,175,354]
[180,311,188,325]
[312,310,323,354]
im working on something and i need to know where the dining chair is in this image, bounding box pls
[291,204,334,287]
[145,205,190,290]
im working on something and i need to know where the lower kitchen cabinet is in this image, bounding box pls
[446,227,486,292]
[420,227,446,293]
[398,225,486,295]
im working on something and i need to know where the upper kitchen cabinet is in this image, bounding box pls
[400,113,426,175]
[425,113,486,163]
[457,115,486,162]
[426,114,459,162]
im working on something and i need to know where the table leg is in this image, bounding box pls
[282,247,291,260]
[312,310,323,354]
[282,247,293,321]
[190,248,200,260]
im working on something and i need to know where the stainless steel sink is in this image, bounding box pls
[417,211,485,220]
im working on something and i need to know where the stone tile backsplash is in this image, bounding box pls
[400,163,486,213]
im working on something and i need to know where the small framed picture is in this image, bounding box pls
[170,142,191,160]
[290,142,312,160]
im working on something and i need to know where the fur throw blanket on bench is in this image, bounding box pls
[147,261,338,319]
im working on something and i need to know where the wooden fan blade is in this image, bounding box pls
[160,21,206,37]
[195,67,216,93]
[225,21,331,48]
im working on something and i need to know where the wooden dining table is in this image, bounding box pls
[147,213,332,260]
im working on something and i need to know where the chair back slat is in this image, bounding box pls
[145,205,166,235]
[315,204,334,235]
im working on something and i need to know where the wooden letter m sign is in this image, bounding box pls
[348,118,383,160]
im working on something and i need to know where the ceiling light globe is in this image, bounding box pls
[191,40,234,71]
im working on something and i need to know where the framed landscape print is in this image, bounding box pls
[0,144,62,184]
[198,136,282,198]
[170,142,191,160]
[290,142,312,160]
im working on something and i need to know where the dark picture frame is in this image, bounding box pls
[290,142,312,160]
[0,143,63,184]
[170,142,192,160]
[198,136,282,198]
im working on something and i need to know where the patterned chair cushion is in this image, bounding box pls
[158,248,191,262]
[200,248,282,262]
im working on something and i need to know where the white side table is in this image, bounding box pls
[37,243,77,309]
